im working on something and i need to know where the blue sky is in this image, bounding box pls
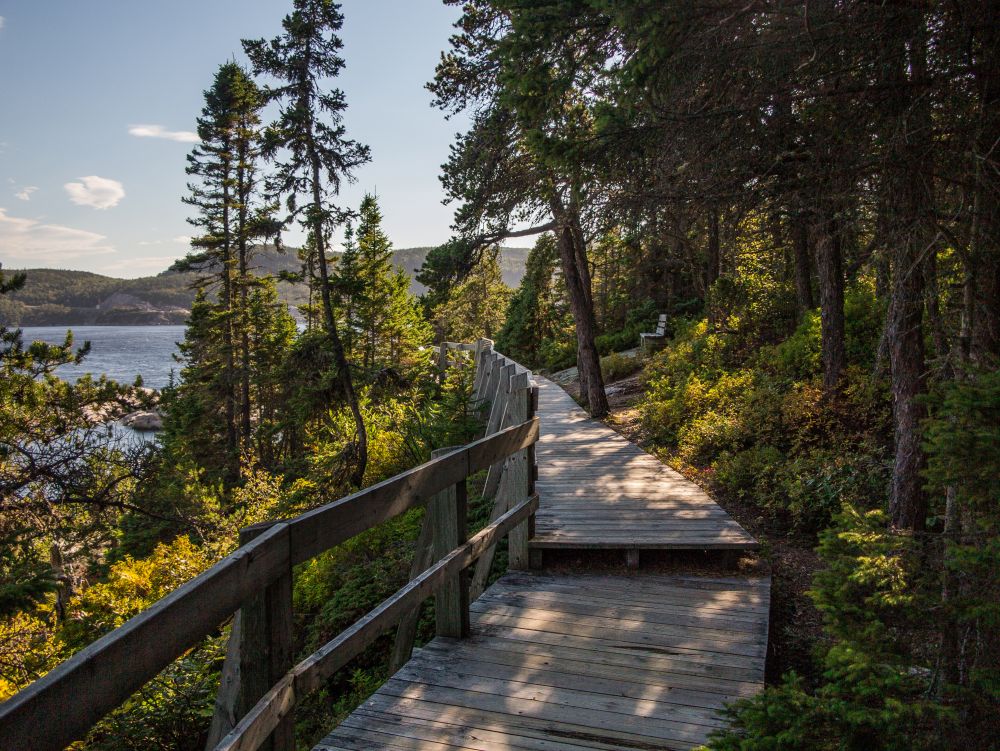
[0,1,468,277]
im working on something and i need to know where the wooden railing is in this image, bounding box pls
[0,339,538,751]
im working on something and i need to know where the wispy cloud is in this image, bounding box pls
[0,208,116,264]
[0,17,6,31]
[64,176,125,210]
[138,235,192,247]
[15,186,38,201]
[128,124,198,144]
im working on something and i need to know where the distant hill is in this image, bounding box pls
[392,247,530,294]
[0,244,530,326]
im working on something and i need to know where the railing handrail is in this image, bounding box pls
[0,411,539,751]
[215,491,540,751]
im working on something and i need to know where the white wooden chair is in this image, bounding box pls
[639,313,668,354]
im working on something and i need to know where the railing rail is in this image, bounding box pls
[0,338,538,751]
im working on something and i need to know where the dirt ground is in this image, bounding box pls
[547,366,826,683]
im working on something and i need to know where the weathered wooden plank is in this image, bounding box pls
[420,636,763,687]
[406,648,749,709]
[355,693,699,751]
[377,679,715,746]
[506,378,532,570]
[432,476,470,639]
[346,708,623,751]
[388,484,437,673]
[389,668,727,729]
[352,697,640,751]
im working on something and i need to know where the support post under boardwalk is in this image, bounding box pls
[429,464,470,638]
[236,523,294,751]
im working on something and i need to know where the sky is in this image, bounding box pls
[0,1,469,278]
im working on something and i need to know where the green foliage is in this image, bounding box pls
[601,351,642,382]
[640,288,891,534]
[709,661,952,751]
[433,247,513,342]
[335,195,432,372]
[496,234,562,365]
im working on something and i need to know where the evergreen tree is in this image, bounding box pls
[181,62,274,478]
[497,234,560,366]
[243,0,371,486]
[433,247,513,343]
[336,194,431,371]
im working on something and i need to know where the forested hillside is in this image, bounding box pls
[0,245,527,326]
[1,1,997,750]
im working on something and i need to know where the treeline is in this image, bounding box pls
[425,1,999,748]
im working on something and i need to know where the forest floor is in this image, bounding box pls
[548,362,826,684]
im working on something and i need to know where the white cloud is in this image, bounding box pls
[128,124,198,144]
[0,17,5,30]
[0,208,116,264]
[139,235,191,247]
[64,175,125,210]
[14,186,38,201]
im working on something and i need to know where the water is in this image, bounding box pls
[19,325,185,390]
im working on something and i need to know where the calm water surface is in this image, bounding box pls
[20,325,184,389]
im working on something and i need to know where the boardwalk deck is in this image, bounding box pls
[313,375,767,751]
[317,572,770,751]
[531,378,757,552]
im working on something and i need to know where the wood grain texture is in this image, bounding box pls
[530,377,757,552]
[316,572,770,751]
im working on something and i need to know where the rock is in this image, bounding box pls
[121,410,163,431]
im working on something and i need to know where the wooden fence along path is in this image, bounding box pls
[0,340,769,751]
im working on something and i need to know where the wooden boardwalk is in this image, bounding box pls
[315,377,768,751]
[532,377,757,554]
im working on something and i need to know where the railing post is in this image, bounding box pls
[508,383,536,570]
[472,338,494,401]
[236,522,294,751]
[436,341,449,383]
[429,451,470,638]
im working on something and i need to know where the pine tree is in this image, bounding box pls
[332,221,362,355]
[244,0,371,486]
[433,247,513,343]
[182,62,273,479]
[497,234,560,366]
[337,194,431,371]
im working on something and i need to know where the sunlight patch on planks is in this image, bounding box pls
[530,378,758,551]
[315,571,770,751]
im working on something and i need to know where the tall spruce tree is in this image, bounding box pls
[180,62,281,479]
[337,195,431,370]
[243,0,371,486]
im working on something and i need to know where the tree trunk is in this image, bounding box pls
[971,12,1000,364]
[311,160,368,487]
[237,152,252,450]
[811,216,846,393]
[221,171,239,479]
[886,15,931,531]
[707,205,720,290]
[551,199,608,417]
[793,214,814,314]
